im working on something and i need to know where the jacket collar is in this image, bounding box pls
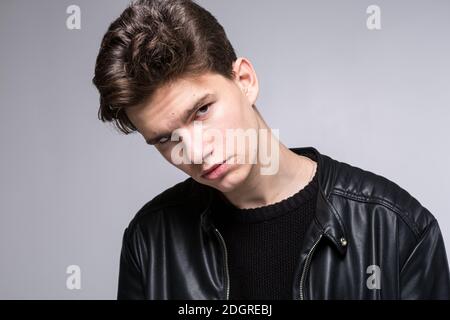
[199,146,348,256]
[292,147,348,256]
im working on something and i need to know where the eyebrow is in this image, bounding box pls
[145,93,214,145]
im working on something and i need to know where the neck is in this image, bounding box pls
[221,116,316,210]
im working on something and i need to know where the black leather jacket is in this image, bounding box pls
[117,147,450,299]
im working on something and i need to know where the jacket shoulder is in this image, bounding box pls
[125,177,210,233]
[323,154,436,237]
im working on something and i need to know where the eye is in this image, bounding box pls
[158,136,170,145]
[195,103,212,118]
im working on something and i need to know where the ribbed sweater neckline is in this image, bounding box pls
[212,171,318,224]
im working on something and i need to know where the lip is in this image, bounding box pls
[201,161,225,177]
[200,156,233,180]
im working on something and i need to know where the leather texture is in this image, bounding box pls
[117,146,450,300]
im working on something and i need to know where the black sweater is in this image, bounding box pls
[211,172,318,300]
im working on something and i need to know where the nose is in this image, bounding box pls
[174,125,210,165]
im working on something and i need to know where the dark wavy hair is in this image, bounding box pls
[92,0,237,134]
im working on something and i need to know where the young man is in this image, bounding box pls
[92,0,450,299]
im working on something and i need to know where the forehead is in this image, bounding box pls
[126,72,231,136]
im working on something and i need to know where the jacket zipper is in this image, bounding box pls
[214,228,230,300]
[299,233,323,300]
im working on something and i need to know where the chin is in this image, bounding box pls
[209,164,250,193]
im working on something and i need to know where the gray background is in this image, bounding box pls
[0,0,449,299]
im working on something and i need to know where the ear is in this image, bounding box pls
[232,57,259,106]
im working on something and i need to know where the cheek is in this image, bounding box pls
[168,157,194,176]
[216,96,246,126]
[177,164,193,175]
[161,148,188,170]
[159,149,172,163]
[161,148,188,168]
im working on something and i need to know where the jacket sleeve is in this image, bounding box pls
[117,226,146,299]
[400,219,450,299]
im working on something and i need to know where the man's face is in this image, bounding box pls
[125,62,260,193]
